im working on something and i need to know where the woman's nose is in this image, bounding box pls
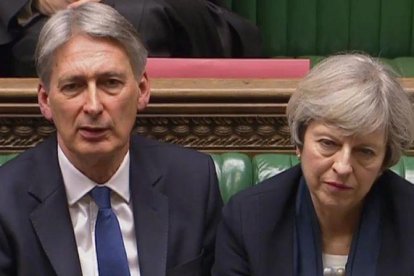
[332,148,353,175]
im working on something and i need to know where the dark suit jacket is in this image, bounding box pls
[212,165,414,275]
[0,0,26,44]
[0,135,223,276]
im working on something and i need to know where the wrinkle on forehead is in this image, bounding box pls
[50,35,134,83]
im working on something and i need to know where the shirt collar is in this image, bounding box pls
[58,145,130,205]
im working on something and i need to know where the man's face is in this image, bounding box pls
[38,34,150,164]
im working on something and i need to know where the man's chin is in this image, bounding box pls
[59,137,129,163]
[77,141,129,158]
[76,146,118,158]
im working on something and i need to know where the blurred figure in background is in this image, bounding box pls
[0,0,262,76]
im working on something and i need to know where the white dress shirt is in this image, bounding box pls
[58,146,140,276]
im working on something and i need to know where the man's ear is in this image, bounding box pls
[38,83,53,121]
[137,72,151,111]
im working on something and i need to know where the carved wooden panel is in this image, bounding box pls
[1,78,414,153]
[0,116,292,153]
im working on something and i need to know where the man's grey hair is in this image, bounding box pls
[287,54,414,168]
[35,2,148,87]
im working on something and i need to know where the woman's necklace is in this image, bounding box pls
[323,266,346,276]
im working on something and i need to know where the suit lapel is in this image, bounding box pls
[376,173,414,275]
[253,166,300,275]
[258,183,296,275]
[28,137,82,276]
[129,137,169,276]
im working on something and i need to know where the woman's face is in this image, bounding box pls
[299,121,386,213]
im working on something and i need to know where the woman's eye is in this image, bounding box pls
[359,148,375,157]
[317,139,338,155]
[319,139,336,148]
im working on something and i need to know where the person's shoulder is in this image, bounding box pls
[131,134,212,162]
[380,169,414,194]
[228,165,302,206]
[378,169,414,238]
[0,137,57,185]
[221,165,301,230]
[0,147,37,176]
[378,169,414,214]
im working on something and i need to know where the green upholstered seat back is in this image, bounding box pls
[2,152,414,203]
[226,0,414,58]
[390,156,414,184]
[252,153,300,184]
[212,153,414,203]
[0,154,18,166]
[210,153,253,203]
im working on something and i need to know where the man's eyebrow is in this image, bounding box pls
[56,71,127,86]
[99,72,127,79]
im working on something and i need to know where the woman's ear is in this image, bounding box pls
[296,146,301,159]
[137,72,150,111]
[38,83,53,121]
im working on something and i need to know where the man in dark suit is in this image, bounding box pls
[0,0,261,76]
[0,3,222,275]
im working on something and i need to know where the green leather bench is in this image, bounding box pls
[224,0,414,77]
[212,153,414,202]
[3,152,413,203]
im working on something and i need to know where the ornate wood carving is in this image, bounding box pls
[1,78,414,153]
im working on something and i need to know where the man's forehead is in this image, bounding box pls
[50,35,134,81]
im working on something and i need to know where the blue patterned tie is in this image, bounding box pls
[90,186,130,276]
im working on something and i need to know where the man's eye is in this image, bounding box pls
[103,79,123,88]
[61,83,83,93]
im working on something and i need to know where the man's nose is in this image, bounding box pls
[83,84,103,116]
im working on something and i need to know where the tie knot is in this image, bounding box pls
[91,186,111,209]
